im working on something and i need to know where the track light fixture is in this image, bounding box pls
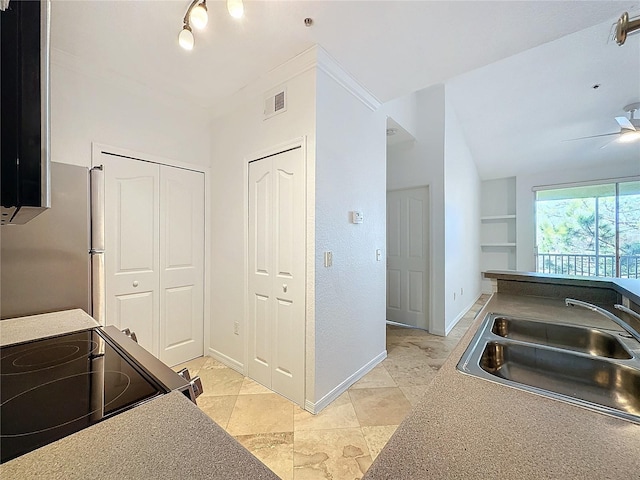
[179,0,243,50]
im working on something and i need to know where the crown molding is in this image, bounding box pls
[51,44,381,123]
[210,44,381,120]
[209,45,318,120]
[315,46,381,112]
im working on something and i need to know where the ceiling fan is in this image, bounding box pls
[565,102,640,146]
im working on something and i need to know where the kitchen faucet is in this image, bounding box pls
[614,303,640,322]
[565,298,640,344]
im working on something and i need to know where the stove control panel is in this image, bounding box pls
[120,328,138,343]
[176,368,204,403]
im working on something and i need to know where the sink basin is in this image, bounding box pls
[491,317,632,359]
[480,342,640,417]
[457,313,640,424]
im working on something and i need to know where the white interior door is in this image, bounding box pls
[386,187,429,329]
[159,166,205,366]
[102,153,160,354]
[248,146,305,405]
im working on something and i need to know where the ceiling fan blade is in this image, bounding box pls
[562,132,620,141]
[615,116,636,131]
[600,131,640,148]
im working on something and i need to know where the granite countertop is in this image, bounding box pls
[0,309,99,347]
[364,293,640,479]
[1,391,279,479]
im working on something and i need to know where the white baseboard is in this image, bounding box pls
[207,347,244,375]
[304,350,387,414]
[444,294,482,336]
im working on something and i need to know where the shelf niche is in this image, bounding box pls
[480,177,517,292]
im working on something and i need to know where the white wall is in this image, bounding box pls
[50,50,210,169]
[386,84,481,335]
[313,66,387,404]
[208,51,317,373]
[380,92,418,139]
[387,84,446,334]
[516,159,640,272]
[443,98,481,333]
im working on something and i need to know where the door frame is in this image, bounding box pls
[386,184,433,333]
[91,142,211,357]
[243,137,308,401]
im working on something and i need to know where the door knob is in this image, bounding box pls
[132,280,139,287]
[283,284,287,292]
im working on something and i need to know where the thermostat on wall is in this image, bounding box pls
[351,211,364,224]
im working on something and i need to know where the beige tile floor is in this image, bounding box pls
[174,295,489,480]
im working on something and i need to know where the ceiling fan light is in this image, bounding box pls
[178,25,194,50]
[190,3,208,30]
[619,130,640,143]
[227,0,244,19]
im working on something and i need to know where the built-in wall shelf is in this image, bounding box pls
[480,177,517,294]
[481,215,516,221]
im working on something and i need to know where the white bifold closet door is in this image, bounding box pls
[102,152,204,366]
[248,146,305,406]
[159,165,205,366]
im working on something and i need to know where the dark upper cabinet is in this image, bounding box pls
[1,0,50,225]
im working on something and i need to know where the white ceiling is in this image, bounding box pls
[50,0,640,178]
[447,11,640,180]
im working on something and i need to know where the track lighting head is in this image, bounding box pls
[178,24,194,51]
[227,0,244,19]
[190,3,208,30]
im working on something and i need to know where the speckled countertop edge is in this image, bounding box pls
[0,391,279,479]
[0,309,99,347]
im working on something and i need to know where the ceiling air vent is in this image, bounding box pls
[264,87,287,120]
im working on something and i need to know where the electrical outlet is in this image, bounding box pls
[234,322,239,335]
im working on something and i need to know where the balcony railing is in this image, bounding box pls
[536,253,640,279]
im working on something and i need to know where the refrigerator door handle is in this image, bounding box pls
[90,166,105,252]
[91,252,106,326]
[90,166,106,325]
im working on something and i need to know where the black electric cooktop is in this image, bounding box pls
[0,329,165,463]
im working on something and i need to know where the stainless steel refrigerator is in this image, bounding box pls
[1,162,104,321]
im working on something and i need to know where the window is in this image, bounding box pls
[535,179,640,279]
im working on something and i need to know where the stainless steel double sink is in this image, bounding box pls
[457,313,640,423]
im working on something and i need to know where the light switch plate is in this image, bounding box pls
[324,251,333,267]
[351,211,364,224]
